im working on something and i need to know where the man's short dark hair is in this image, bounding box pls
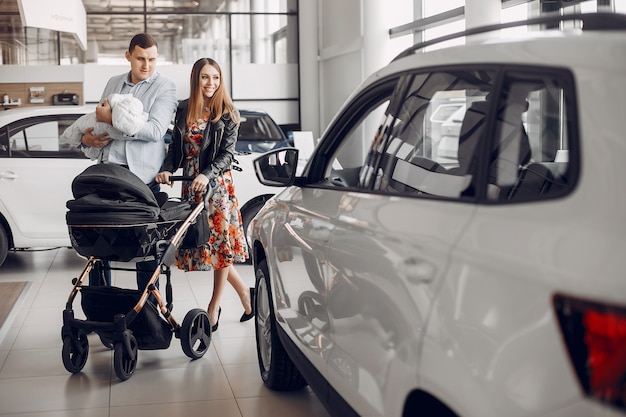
[129,33,158,53]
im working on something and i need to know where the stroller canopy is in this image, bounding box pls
[67,164,160,223]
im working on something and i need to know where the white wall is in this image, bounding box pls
[0,62,298,125]
[0,65,83,83]
[0,63,193,104]
[314,0,413,137]
[232,63,299,125]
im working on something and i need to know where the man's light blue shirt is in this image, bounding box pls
[100,71,177,184]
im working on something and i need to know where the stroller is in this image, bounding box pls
[61,163,210,381]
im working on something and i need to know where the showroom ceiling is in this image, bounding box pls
[0,0,228,56]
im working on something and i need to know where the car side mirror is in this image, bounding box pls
[253,147,299,187]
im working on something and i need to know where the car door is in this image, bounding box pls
[426,69,584,413]
[0,114,94,247]
[254,178,337,378]
[307,69,496,416]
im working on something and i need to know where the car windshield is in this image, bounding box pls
[238,114,285,142]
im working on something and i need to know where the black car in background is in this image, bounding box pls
[236,109,291,153]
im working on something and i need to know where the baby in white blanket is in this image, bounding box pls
[61,93,148,160]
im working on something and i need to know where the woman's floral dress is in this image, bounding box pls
[175,114,249,271]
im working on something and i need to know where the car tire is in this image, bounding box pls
[0,225,8,267]
[255,259,307,391]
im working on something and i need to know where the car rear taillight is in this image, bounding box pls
[553,294,626,412]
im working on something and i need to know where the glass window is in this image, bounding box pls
[163,14,232,65]
[488,71,575,202]
[328,66,576,204]
[357,69,496,199]
[318,77,393,189]
[230,0,298,13]
[325,99,390,189]
[83,0,142,12]
[4,116,86,158]
[0,0,297,65]
[87,14,145,64]
[231,13,297,64]
[0,22,60,65]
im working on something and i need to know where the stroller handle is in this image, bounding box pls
[169,176,194,182]
[168,176,212,204]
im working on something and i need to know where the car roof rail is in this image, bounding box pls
[391,12,626,62]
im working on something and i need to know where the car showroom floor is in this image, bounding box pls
[0,247,330,417]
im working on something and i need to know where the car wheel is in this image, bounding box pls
[255,259,307,391]
[0,225,8,266]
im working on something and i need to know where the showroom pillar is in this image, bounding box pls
[361,0,413,146]
[298,0,320,137]
[362,0,388,79]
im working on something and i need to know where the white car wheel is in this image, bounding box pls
[255,259,307,391]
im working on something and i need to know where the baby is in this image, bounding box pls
[61,93,148,160]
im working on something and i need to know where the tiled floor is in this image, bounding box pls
[0,248,330,417]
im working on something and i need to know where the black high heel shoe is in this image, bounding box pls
[211,307,222,332]
[240,288,255,322]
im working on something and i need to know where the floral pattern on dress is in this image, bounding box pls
[175,115,249,272]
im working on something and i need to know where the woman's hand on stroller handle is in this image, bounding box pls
[156,172,211,200]
[156,171,193,186]
[189,173,209,194]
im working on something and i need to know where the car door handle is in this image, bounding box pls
[0,171,17,180]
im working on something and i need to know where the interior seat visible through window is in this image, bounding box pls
[488,73,574,203]
[445,96,491,198]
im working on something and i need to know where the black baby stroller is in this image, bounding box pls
[61,163,211,381]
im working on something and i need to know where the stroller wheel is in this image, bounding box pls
[113,334,138,381]
[180,308,211,359]
[61,331,89,373]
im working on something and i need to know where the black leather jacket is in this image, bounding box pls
[161,99,239,180]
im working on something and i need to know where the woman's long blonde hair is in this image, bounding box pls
[186,57,239,126]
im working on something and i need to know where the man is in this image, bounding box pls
[75,33,177,289]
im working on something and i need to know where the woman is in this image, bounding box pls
[156,57,252,332]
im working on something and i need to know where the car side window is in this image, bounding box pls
[322,99,391,189]
[3,116,86,158]
[322,67,577,204]
[487,71,576,202]
[357,69,497,199]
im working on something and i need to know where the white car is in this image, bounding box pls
[248,12,626,417]
[0,105,286,266]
